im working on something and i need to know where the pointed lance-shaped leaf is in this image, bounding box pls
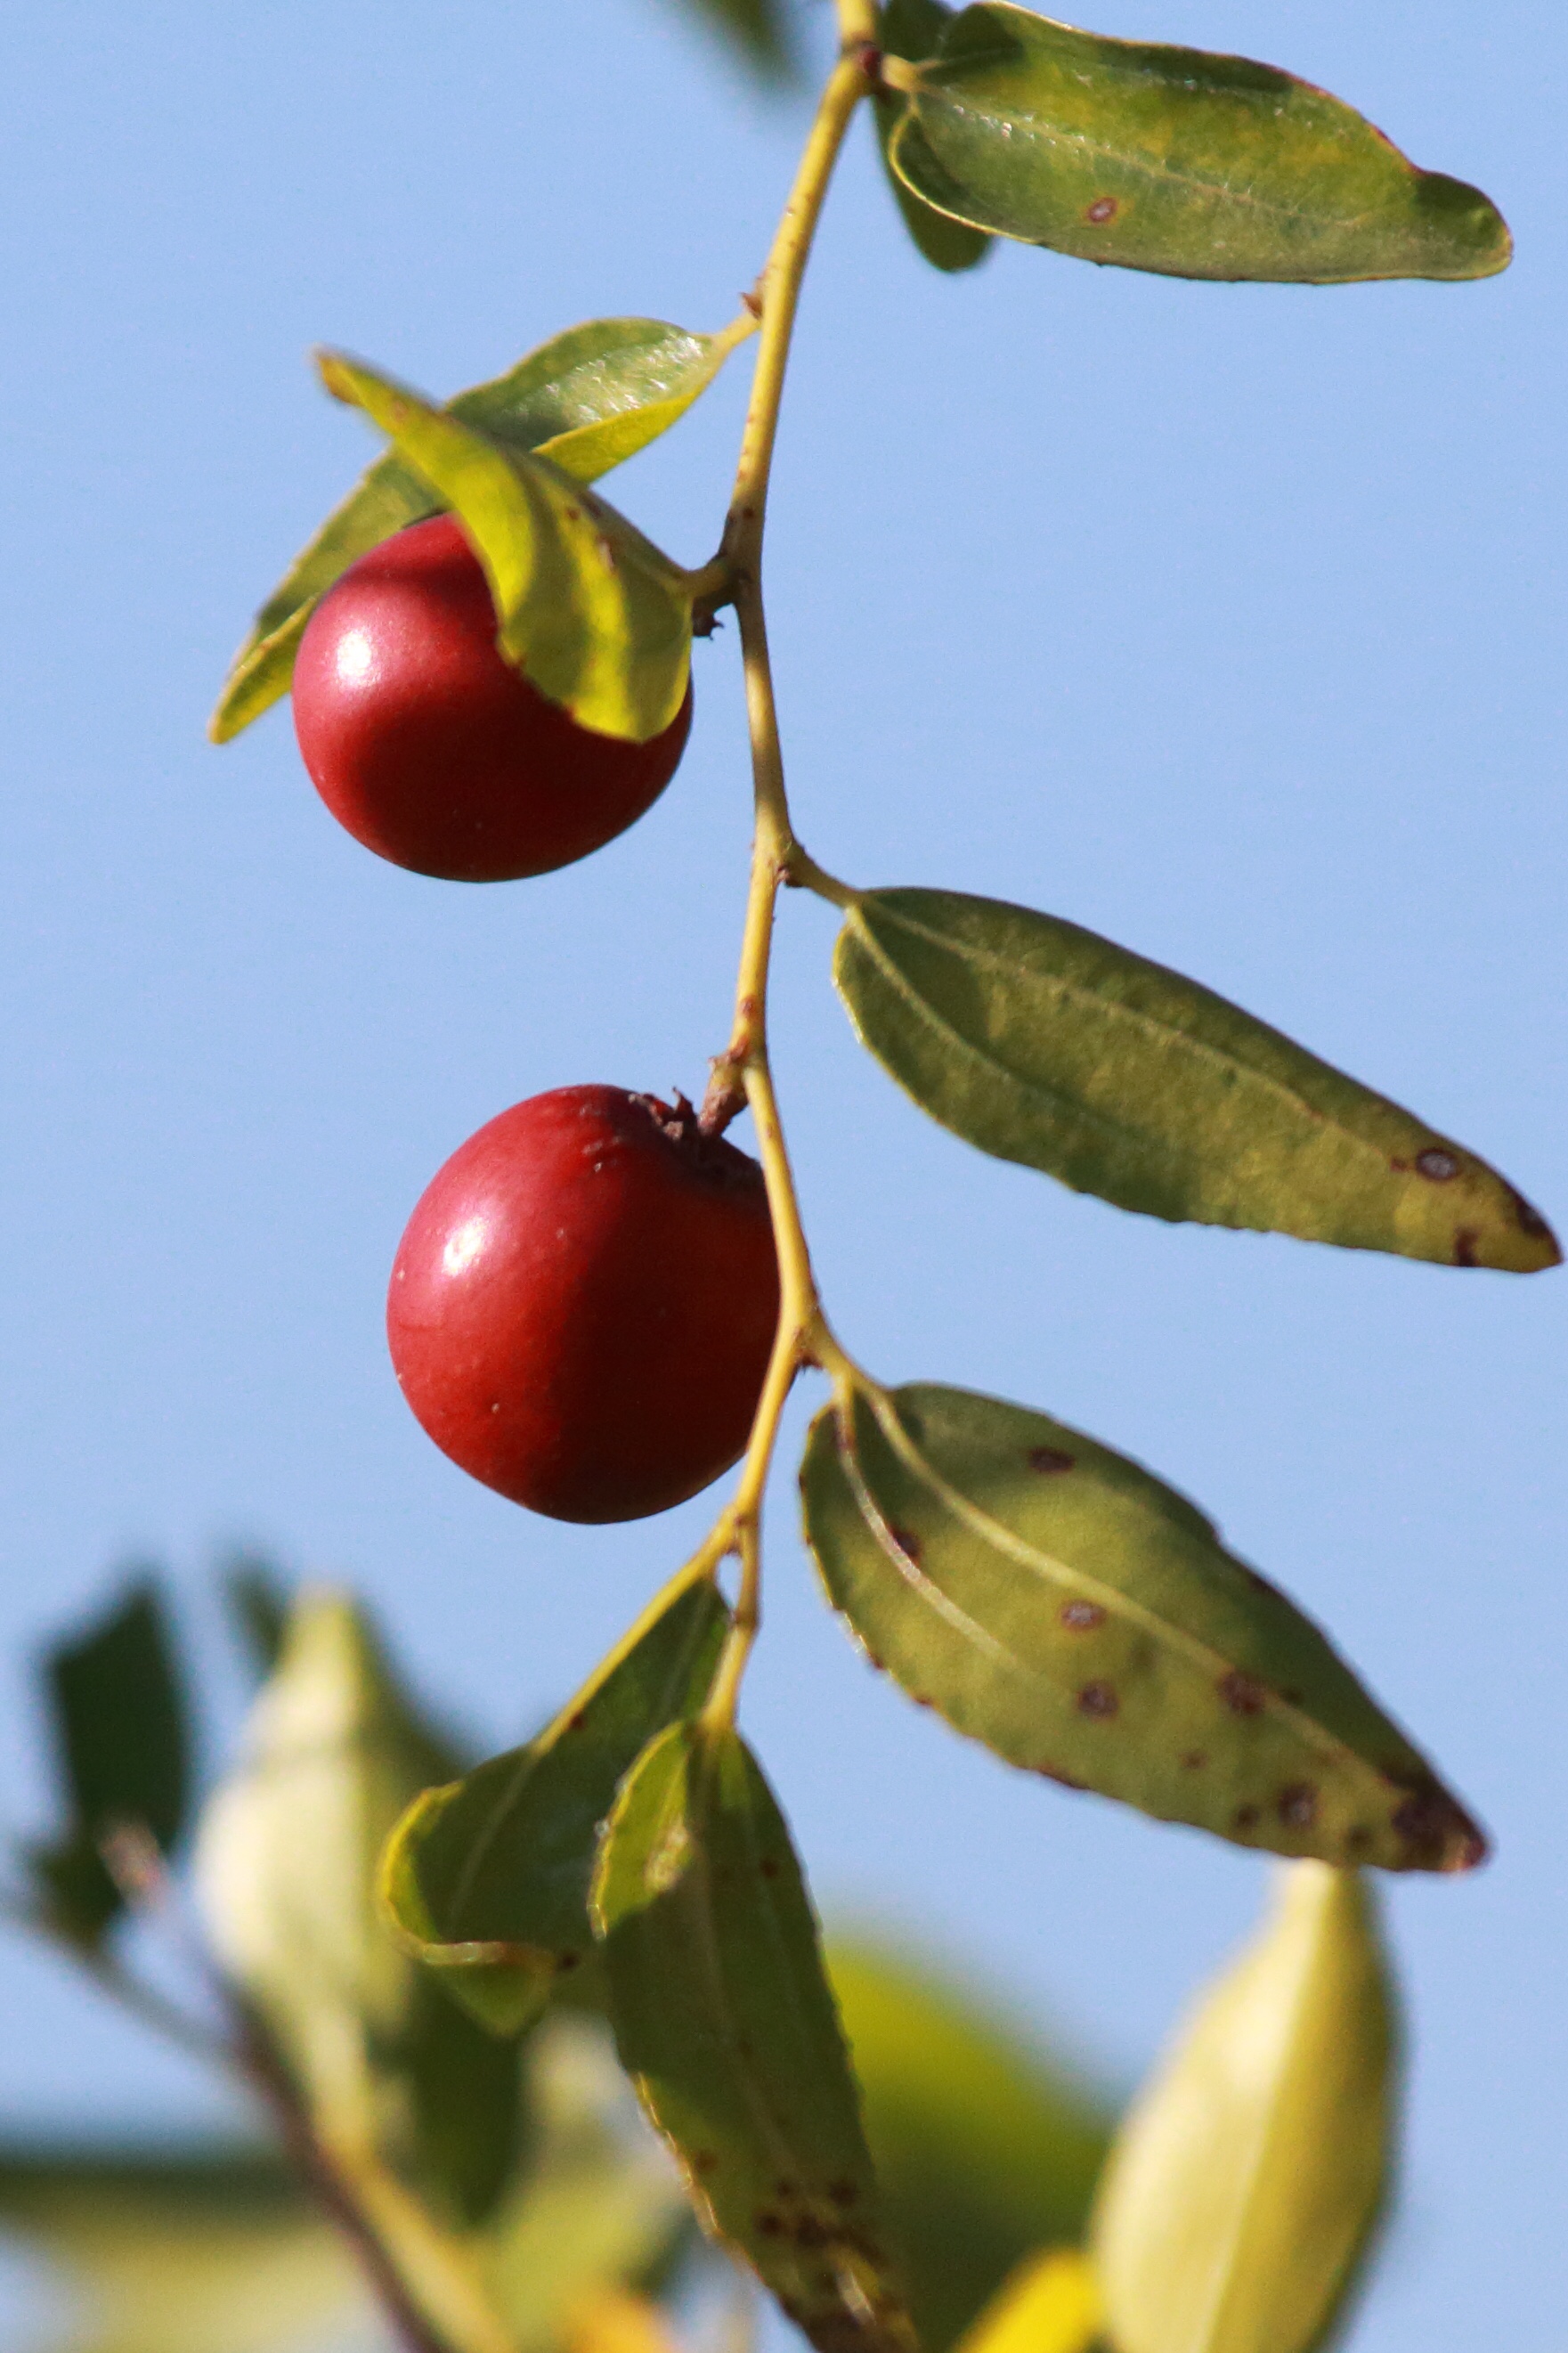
[382,1575,731,2038]
[874,1,992,273]
[592,1722,916,2353]
[210,313,751,743]
[886,4,1510,284]
[801,1377,1486,1874]
[1092,1864,1396,2353]
[833,888,1558,1272]
[309,352,696,745]
[828,1941,1110,2352]
[27,1576,191,1946]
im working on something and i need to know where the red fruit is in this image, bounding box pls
[291,513,692,882]
[387,1086,780,1522]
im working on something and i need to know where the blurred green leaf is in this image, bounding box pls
[593,1722,915,2353]
[801,1377,1487,1874]
[0,2140,363,2353]
[27,1578,191,1945]
[384,1575,730,2038]
[193,1587,458,2147]
[317,351,697,744]
[668,0,800,84]
[827,1941,1110,2351]
[956,2249,1102,2353]
[874,1,992,272]
[479,2013,691,2352]
[211,313,752,744]
[1092,1865,1395,2353]
[399,1968,530,2228]
[886,4,1510,283]
[834,887,1558,1271]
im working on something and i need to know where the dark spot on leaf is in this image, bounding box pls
[555,1951,581,1973]
[1060,1599,1104,1631]
[1181,1749,1207,1771]
[756,2211,784,2237]
[1392,1786,1488,1871]
[829,2180,858,2206]
[794,2218,831,2250]
[911,1692,934,1709]
[1509,1186,1551,1238]
[1220,1670,1266,1716]
[1278,1783,1318,1828]
[1453,1228,1479,1268]
[760,1857,780,1880]
[1077,1680,1117,1720]
[1028,1445,1076,1474]
[1416,1148,1460,1183]
[694,2150,719,2175]
[774,2178,797,2199]
[1345,1827,1373,1856]
[566,1709,588,1732]
[865,1651,885,1673]
[1280,1688,1304,1706]
[888,1526,922,1565]
[1233,1803,1261,1832]
[1085,196,1118,223]
[1389,1156,1410,1172]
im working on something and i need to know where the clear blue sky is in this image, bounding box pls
[1,2,1563,2346]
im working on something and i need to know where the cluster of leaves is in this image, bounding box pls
[7,1567,1398,2353]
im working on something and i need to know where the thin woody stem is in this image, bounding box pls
[701,33,877,1727]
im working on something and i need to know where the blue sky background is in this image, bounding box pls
[1,1,1563,2345]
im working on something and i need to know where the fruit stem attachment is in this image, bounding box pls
[700,35,877,1729]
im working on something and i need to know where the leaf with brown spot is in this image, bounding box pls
[381,1576,729,2036]
[1093,1865,1396,2353]
[833,887,1558,1271]
[800,1375,1485,1872]
[884,4,1509,284]
[591,1723,914,2353]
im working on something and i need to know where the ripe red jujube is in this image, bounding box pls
[291,513,692,883]
[387,1085,780,1522]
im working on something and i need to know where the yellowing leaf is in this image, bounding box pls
[1092,1865,1395,2353]
[889,4,1510,284]
[317,351,695,743]
[592,1722,915,2353]
[833,888,1558,1272]
[801,1377,1486,1874]
[211,313,748,742]
[956,2249,1101,2353]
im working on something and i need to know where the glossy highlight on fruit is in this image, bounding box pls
[291,514,692,882]
[387,1086,781,1522]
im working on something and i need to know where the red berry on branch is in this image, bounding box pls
[387,1085,780,1522]
[291,514,691,883]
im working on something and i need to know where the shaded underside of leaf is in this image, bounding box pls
[210,315,743,742]
[317,351,695,742]
[382,1577,730,2036]
[833,888,1557,1272]
[1092,1864,1395,2353]
[889,4,1510,284]
[827,1940,1110,2351]
[801,1380,1485,1873]
[874,0,992,272]
[593,1722,915,2353]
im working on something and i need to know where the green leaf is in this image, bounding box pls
[886,4,1510,284]
[316,351,697,744]
[398,1969,529,2228]
[874,2,992,273]
[827,1940,1111,2352]
[210,314,751,743]
[220,1554,290,1683]
[833,888,1559,1272]
[592,1722,916,2353]
[383,1575,731,2038]
[193,1588,457,2144]
[671,0,800,84]
[1092,1864,1395,2353]
[27,1577,191,1945]
[479,2013,692,2352]
[800,1377,1486,1874]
